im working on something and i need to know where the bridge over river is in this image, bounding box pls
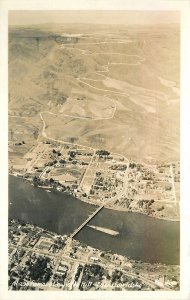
[70,205,104,238]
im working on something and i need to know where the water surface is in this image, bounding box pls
[9,175,180,264]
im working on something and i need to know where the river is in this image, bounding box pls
[9,175,180,265]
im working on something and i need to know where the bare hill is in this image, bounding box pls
[9,24,180,163]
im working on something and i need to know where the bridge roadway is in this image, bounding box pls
[70,205,104,238]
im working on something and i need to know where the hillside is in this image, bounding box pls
[9,24,180,164]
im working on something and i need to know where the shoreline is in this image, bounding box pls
[9,174,180,222]
[9,217,180,268]
[9,175,180,265]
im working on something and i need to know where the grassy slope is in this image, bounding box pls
[9,25,179,163]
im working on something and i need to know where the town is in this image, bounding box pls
[9,218,179,291]
[9,140,180,220]
[7,14,180,294]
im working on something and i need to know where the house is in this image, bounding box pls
[90,256,99,262]
[155,275,166,288]
[57,265,68,273]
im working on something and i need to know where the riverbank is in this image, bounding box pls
[9,175,180,265]
[9,218,180,291]
[10,173,179,222]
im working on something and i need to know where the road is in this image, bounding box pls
[79,149,96,189]
[40,111,96,151]
[39,110,131,209]
[69,47,145,65]
[10,34,179,292]
[105,161,130,207]
[13,242,170,291]
[25,144,47,173]
[77,77,130,97]
[39,166,50,178]
[60,40,134,47]
[59,90,117,121]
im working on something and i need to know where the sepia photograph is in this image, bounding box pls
[7,9,180,291]
[1,0,190,299]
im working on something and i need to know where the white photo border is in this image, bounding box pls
[0,1,190,300]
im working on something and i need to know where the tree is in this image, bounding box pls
[59,159,66,164]
[96,150,110,157]
[129,162,136,169]
[158,205,164,211]
[33,176,40,187]
[69,151,76,158]
[49,178,54,184]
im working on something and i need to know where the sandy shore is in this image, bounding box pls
[87,225,119,235]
